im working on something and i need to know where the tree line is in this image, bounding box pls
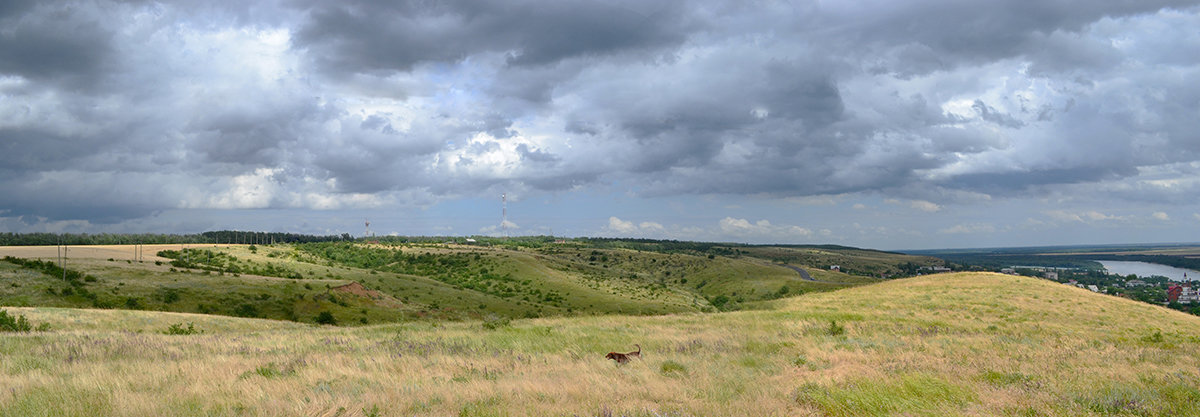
[0,231,348,246]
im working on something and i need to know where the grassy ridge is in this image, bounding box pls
[3,272,1199,416]
[2,242,906,324]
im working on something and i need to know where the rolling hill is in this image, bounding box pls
[3,272,1198,416]
[0,241,940,324]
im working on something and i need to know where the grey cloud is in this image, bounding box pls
[0,3,114,89]
[292,0,694,74]
[972,100,1025,128]
[829,0,1195,74]
[944,166,1138,196]
[4,0,1200,230]
[516,144,558,164]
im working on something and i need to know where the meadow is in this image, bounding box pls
[3,272,1198,416]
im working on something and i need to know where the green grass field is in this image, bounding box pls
[0,242,906,324]
[3,272,1199,416]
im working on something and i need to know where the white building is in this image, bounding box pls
[1180,286,1200,304]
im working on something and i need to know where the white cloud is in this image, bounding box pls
[885,199,942,212]
[608,216,636,234]
[639,221,665,232]
[479,220,519,235]
[1046,210,1126,223]
[605,217,666,236]
[1152,211,1170,221]
[939,223,997,234]
[718,217,811,239]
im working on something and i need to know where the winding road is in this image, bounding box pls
[784,264,854,285]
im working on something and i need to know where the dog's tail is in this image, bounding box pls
[634,344,641,355]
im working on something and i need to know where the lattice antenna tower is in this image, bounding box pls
[365,219,371,238]
[501,193,508,238]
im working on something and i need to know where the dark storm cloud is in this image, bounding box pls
[825,0,1197,74]
[3,0,1200,232]
[291,0,693,73]
[0,3,114,89]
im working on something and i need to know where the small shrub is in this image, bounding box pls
[482,314,511,330]
[234,303,259,318]
[315,311,337,325]
[827,320,845,336]
[159,288,181,304]
[163,322,201,335]
[792,355,808,367]
[660,360,687,375]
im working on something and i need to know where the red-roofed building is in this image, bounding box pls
[1167,284,1183,303]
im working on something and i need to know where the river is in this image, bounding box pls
[1094,260,1200,281]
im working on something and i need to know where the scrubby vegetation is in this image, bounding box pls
[1,238,934,326]
[0,309,33,332]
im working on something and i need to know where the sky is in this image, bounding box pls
[2,0,1200,250]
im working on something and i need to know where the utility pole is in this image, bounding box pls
[57,236,63,280]
[501,193,508,239]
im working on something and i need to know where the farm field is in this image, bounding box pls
[2,272,1198,416]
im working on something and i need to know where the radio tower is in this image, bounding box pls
[364,219,371,239]
[501,193,508,238]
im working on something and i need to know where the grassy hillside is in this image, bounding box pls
[3,272,1198,416]
[737,245,946,277]
[1,242,894,324]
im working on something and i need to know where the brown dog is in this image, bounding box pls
[605,344,642,364]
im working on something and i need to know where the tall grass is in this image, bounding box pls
[1,273,1199,416]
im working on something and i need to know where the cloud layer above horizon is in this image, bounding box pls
[2,0,1199,249]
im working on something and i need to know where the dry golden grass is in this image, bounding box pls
[3,272,1199,416]
[0,244,240,262]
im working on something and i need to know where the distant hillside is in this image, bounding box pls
[0,239,938,324]
[3,272,1198,416]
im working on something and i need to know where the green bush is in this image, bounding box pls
[234,303,259,318]
[163,322,201,335]
[315,311,337,325]
[827,320,845,336]
[0,309,33,332]
[481,314,511,330]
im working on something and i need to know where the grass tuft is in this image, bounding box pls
[659,360,687,376]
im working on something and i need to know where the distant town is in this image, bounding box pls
[992,265,1199,315]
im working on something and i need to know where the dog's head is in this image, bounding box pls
[605,352,619,360]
